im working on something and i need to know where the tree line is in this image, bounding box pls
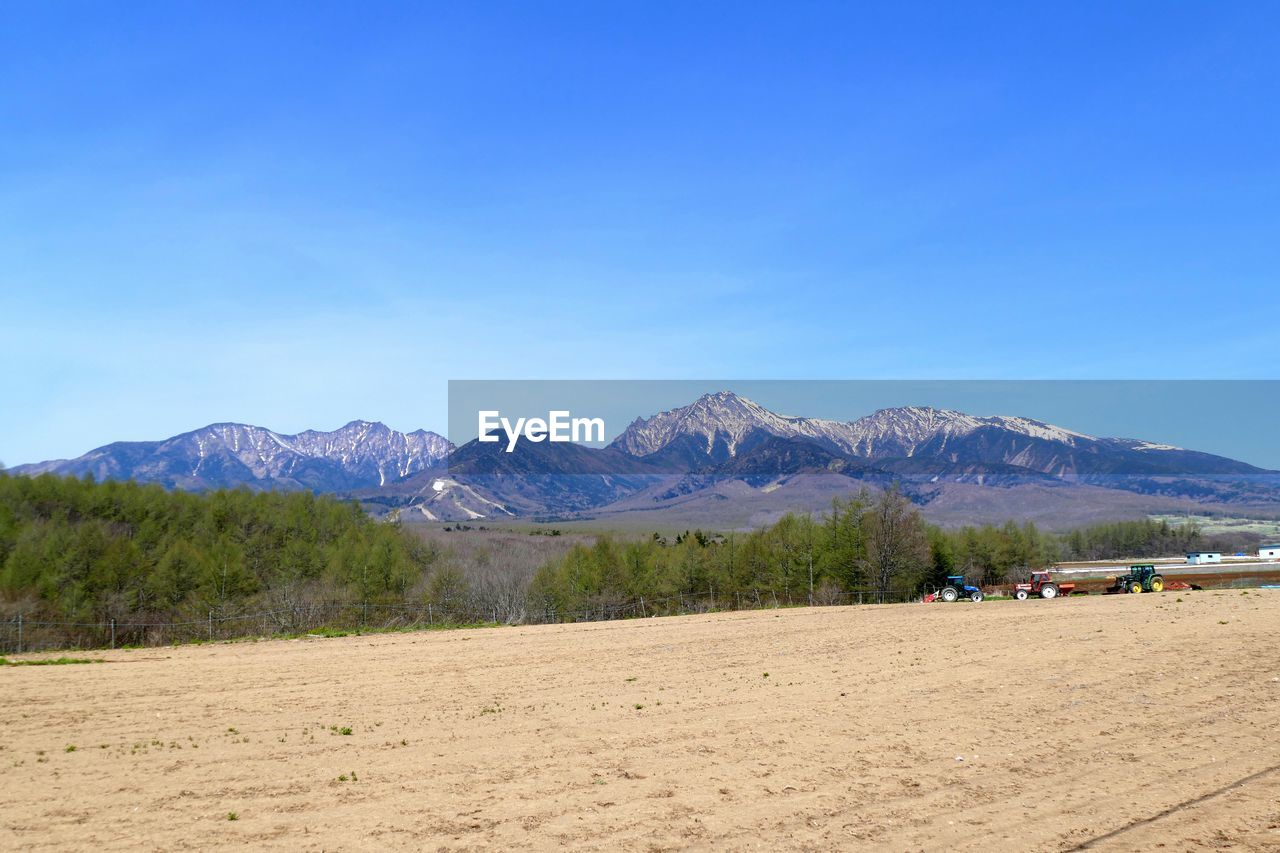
[0,473,1255,647]
[529,496,1250,619]
[531,489,992,617]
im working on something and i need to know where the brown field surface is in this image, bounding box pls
[3,592,1279,851]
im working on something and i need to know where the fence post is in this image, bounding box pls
[110,618,116,650]
[17,613,23,654]
[208,611,213,643]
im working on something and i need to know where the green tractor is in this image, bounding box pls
[1106,564,1166,594]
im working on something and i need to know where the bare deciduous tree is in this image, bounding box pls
[861,486,930,603]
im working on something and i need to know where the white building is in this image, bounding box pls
[1186,552,1222,565]
[1261,544,1280,561]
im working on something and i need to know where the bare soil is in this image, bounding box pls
[3,591,1279,851]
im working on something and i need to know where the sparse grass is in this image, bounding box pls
[279,621,504,643]
[0,657,103,667]
[226,812,239,821]
[339,727,352,736]
[11,620,510,657]
[64,745,76,753]
[302,627,351,638]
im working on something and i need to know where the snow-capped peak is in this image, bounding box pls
[610,391,856,458]
[610,395,1108,461]
[30,420,455,491]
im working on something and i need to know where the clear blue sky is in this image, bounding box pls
[2,2,1278,465]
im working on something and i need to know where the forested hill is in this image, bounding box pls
[0,473,436,626]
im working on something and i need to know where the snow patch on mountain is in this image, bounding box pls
[1104,438,1186,452]
[411,477,514,520]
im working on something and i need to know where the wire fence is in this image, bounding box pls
[0,586,918,654]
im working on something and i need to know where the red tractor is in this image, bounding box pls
[1011,570,1076,600]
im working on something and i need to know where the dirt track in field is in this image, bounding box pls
[3,592,1279,851]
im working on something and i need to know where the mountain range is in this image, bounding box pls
[10,392,1279,528]
[400,392,1276,526]
[612,391,1260,479]
[9,421,451,492]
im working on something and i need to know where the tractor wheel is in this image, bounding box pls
[1129,580,1144,594]
[1150,576,1165,593]
[1014,589,1029,601]
[970,590,984,602]
[941,587,959,603]
[1041,583,1059,599]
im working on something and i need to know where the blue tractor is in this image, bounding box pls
[937,575,984,603]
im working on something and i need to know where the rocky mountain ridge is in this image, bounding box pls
[11,420,452,492]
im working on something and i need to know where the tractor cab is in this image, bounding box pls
[937,575,984,603]
[1106,564,1165,594]
[1012,570,1074,600]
